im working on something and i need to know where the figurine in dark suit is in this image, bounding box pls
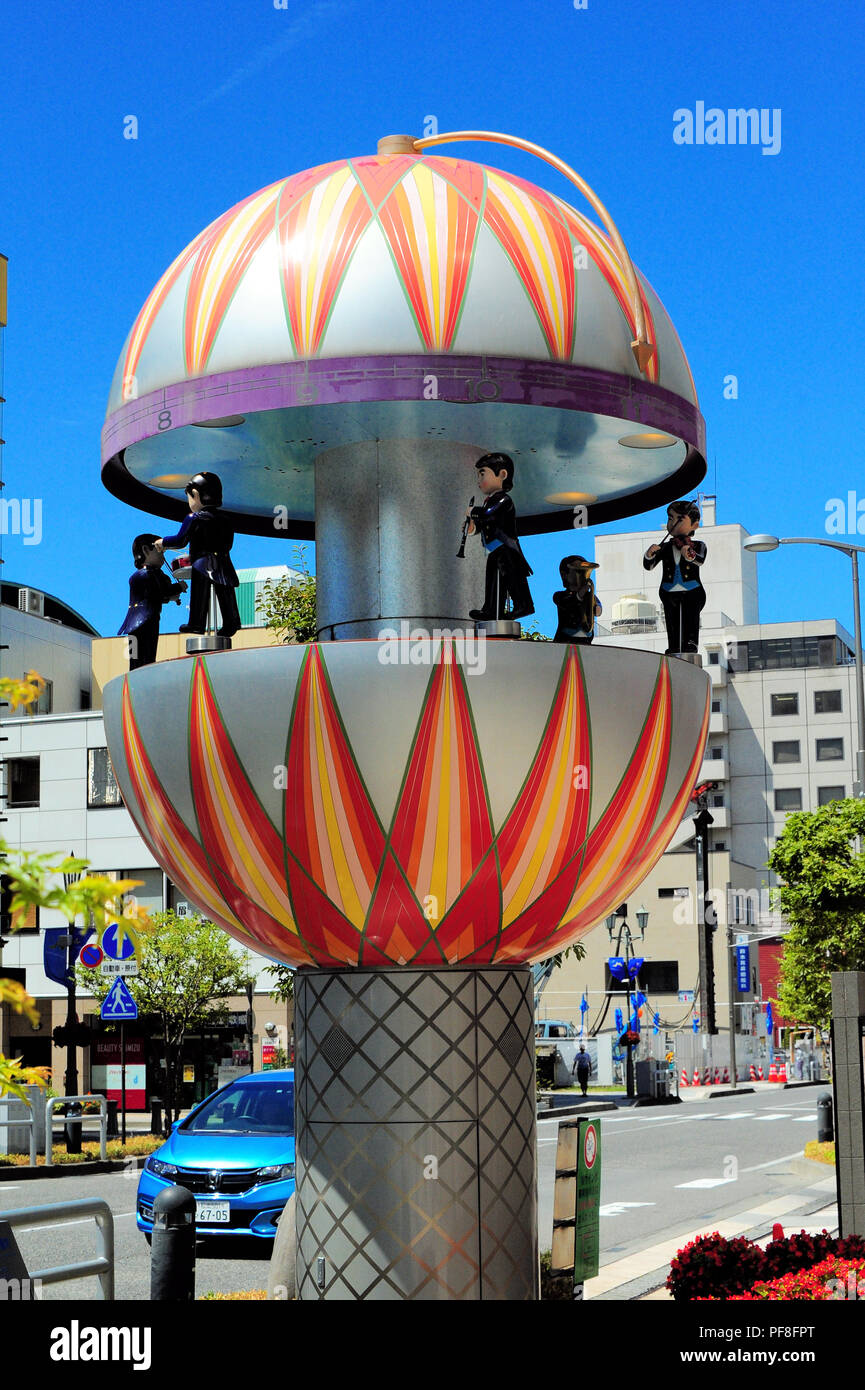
[553,555,602,643]
[643,499,706,654]
[466,453,534,621]
[118,534,187,669]
[155,472,240,637]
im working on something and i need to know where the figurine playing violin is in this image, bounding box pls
[643,499,706,655]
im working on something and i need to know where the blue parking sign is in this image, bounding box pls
[736,944,750,992]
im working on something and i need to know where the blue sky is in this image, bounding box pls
[1,0,863,639]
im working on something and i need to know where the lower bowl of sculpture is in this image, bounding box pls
[103,639,709,968]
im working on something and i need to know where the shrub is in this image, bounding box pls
[731,1255,865,1301]
[668,1229,865,1300]
[666,1232,765,1302]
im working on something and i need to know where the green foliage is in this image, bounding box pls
[82,910,250,1124]
[768,798,865,1027]
[519,626,551,641]
[266,963,295,1003]
[256,546,317,644]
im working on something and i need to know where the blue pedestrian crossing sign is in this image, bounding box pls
[101,976,138,1021]
[102,922,137,961]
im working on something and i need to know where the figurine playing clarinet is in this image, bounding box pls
[118,534,188,670]
[154,471,240,638]
[553,555,602,643]
[465,453,534,622]
[643,499,706,655]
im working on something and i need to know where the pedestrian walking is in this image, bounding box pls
[573,1044,592,1096]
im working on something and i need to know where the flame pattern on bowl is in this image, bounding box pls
[116,644,708,968]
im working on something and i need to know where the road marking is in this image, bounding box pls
[754,1114,792,1121]
[739,1150,806,1174]
[676,1177,737,1189]
[707,1112,754,1120]
[792,1115,818,1122]
[24,1212,136,1231]
[599,1202,656,1216]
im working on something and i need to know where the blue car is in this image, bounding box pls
[136,1069,295,1240]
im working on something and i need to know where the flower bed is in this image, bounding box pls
[667,1230,865,1301]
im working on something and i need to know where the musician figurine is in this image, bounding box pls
[118,533,188,670]
[465,453,534,622]
[643,499,706,655]
[154,471,240,638]
[553,555,602,644]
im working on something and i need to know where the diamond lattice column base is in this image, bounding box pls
[295,966,538,1300]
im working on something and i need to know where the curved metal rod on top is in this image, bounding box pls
[411,128,654,375]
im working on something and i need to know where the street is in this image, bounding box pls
[538,1088,830,1263]
[0,1087,829,1299]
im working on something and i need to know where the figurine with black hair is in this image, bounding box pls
[643,499,706,654]
[155,471,240,638]
[118,534,188,670]
[553,556,602,643]
[465,453,534,622]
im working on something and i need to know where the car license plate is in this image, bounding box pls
[195,1200,230,1224]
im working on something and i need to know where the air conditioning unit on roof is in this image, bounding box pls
[17,588,44,617]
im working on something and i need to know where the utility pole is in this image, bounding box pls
[692,783,717,1035]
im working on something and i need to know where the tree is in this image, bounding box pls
[256,546,317,644]
[83,911,250,1125]
[267,963,295,1003]
[768,798,865,1027]
[1,673,150,1099]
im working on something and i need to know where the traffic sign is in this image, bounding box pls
[101,976,138,1021]
[43,925,93,987]
[79,942,104,970]
[574,1118,602,1282]
[102,922,137,961]
[99,959,139,977]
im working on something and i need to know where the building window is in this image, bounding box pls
[6,757,40,807]
[744,636,841,671]
[708,651,720,665]
[712,793,725,807]
[25,676,52,716]
[770,692,799,717]
[817,785,845,806]
[814,689,842,714]
[87,748,123,808]
[713,840,727,852]
[711,700,721,713]
[772,740,800,764]
[816,737,844,761]
[709,746,724,760]
[80,689,91,711]
[657,887,690,899]
[774,787,803,812]
[641,961,679,994]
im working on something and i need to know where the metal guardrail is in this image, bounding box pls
[2,1198,114,1299]
[44,1095,108,1166]
[0,1102,37,1167]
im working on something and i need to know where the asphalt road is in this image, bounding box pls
[538,1086,828,1260]
[0,1087,826,1299]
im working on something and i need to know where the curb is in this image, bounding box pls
[591,1193,839,1302]
[0,1155,149,1181]
[538,1101,618,1119]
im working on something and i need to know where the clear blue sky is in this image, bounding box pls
[1,0,863,639]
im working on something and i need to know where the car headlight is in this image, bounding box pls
[147,1157,179,1178]
[257,1162,295,1183]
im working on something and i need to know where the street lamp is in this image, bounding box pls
[744,534,865,796]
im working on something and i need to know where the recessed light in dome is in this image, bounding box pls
[148,474,189,488]
[617,432,678,449]
[544,491,598,505]
[190,415,245,428]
